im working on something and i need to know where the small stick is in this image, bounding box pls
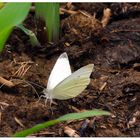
[99,82,107,91]
[64,126,80,137]
[101,8,111,27]
[79,10,91,18]
[17,63,28,77]
[0,102,9,106]
[60,8,77,15]
[13,64,24,77]
[21,65,31,78]
[70,105,81,113]
[14,117,25,128]
[13,61,32,78]
[0,76,15,88]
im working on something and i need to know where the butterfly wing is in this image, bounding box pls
[52,64,94,100]
[47,52,72,90]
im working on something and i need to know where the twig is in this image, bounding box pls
[101,8,112,27]
[14,117,25,128]
[69,105,81,113]
[0,76,15,88]
[0,102,9,106]
[21,65,31,78]
[13,61,32,78]
[17,63,28,77]
[99,82,107,91]
[60,8,77,15]
[64,126,80,137]
[79,10,91,18]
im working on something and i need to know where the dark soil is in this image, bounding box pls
[0,3,140,137]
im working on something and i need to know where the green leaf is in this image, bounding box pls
[13,109,110,137]
[0,2,31,51]
[35,3,60,42]
[0,28,12,49]
[17,24,41,47]
[0,2,5,9]
[57,109,110,121]
[13,120,59,137]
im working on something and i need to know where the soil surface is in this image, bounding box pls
[0,3,140,137]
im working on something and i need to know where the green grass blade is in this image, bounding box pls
[35,3,60,42]
[0,2,5,9]
[0,2,31,51]
[13,120,59,137]
[58,109,110,121]
[13,109,110,137]
[17,24,41,47]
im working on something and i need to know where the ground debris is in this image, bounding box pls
[0,3,140,137]
[64,126,80,137]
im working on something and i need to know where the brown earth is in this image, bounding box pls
[0,3,140,137]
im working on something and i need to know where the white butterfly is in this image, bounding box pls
[42,52,94,104]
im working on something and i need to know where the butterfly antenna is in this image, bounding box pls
[22,80,40,98]
[37,95,45,103]
[25,80,45,89]
[11,79,40,98]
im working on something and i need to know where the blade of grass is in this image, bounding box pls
[0,2,31,51]
[13,109,110,137]
[17,24,41,47]
[0,2,4,9]
[35,3,60,42]
[58,109,110,121]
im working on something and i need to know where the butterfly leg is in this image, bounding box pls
[45,96,53,107]
[37,95,46,104]
[49,98,54,115]
[49,98,53,107]
[45,96,51,106]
